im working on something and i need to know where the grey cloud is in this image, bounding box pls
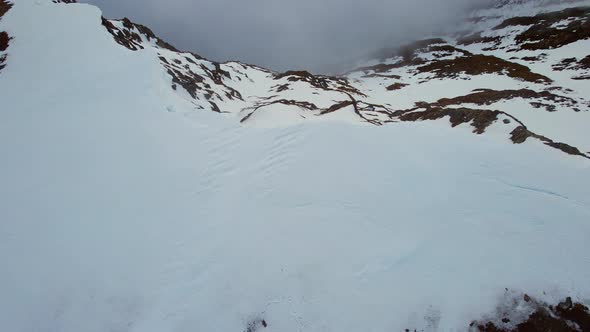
[81,0,491,73]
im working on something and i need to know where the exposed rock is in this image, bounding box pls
[473,295,590,332]
[494,7,590,50]
[320,100,355,115]
[351,39,467,74]
[398,106,501,134]
[457,33,502,48]
[553,55,590,72]
[245,318,268,332]
[275,70,364,96]
[0,0,12,19]
[241,99,319,123]
[510,126,589,158]
[386,83,408,91]
[0,0,12,73]
[0,31,9,52]
[416,54,552,84]
[433,88,580,113]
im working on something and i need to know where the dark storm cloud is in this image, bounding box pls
[81,0,490,73]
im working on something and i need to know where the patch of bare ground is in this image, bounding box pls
[274,70,365,96]
[416,54,552,84]
[52,0,77,3]
[494,7,590,50]
[386,83,408,91]
[472,294,590,331]
[434,88,581,112]
[240,99,318,123]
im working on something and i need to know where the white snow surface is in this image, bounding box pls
[1,1,590,332]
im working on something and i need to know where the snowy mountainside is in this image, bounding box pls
[1,0,590,331]
[88,0,590,157]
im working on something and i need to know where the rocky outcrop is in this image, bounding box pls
[0,0,13,73]
[472,294,590,332]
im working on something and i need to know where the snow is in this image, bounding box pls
[1,1,590,332]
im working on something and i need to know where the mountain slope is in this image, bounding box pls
[0,1,589,331]
[84,0,590,158]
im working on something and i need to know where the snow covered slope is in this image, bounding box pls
[0,0,589,331]
[28,0,589,158]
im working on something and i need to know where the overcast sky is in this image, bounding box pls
[82,0,490,73]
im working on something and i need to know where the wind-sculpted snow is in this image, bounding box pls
[1,1,590,331]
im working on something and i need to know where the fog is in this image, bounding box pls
[82,0,491,73]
